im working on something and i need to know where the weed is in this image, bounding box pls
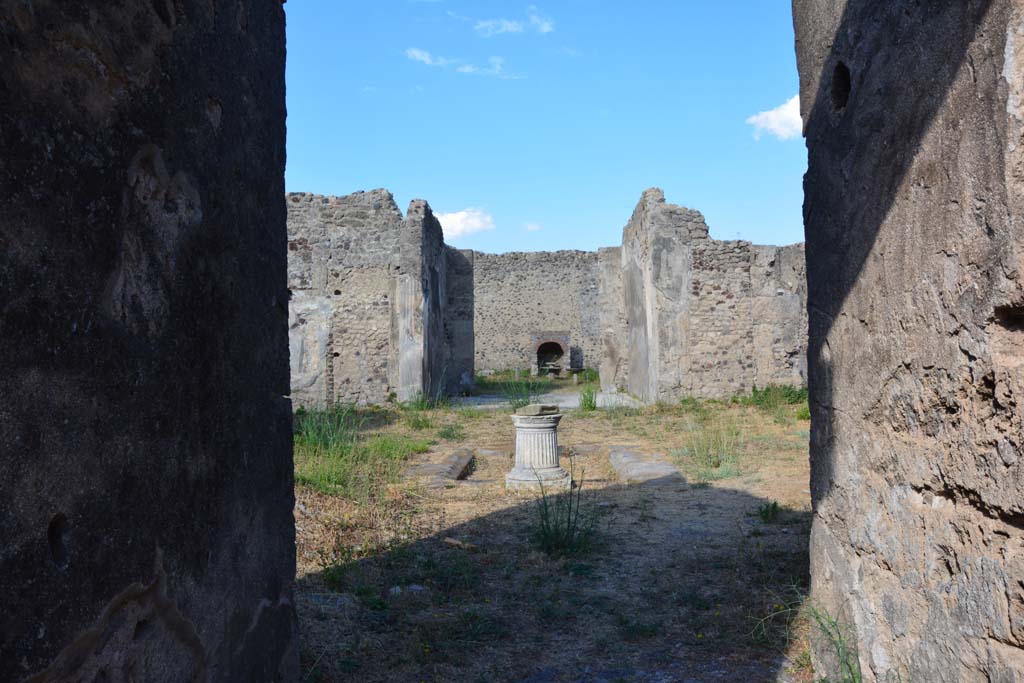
[489,375,554,409]
[437,423,466,441]
[405,392,433,411]
[532,460,598,558]
[741,384,809,408]
[580,367,600,384]
[405,391,450,411]
[405,413,433,430]
[758,500,781,523]
[579,386,598,412]
[294,405,430,499]
[455,406,484,421]
[750,583,806,649]
[675,395,708,421]
[797,403,811,421]
[674,412,743,481]
[809,606,863,683]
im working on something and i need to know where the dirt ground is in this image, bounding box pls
[294,393,813,683]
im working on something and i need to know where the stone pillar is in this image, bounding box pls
[0,2,296,679]
[795,3,1024,681]
[506,405,571,492]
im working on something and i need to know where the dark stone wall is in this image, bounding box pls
[0,1,297,680]
[444,247,476,393]
[796,1,1024,680]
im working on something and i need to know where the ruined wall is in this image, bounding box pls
[288,186,805,405]
[287,191,457,405]
[398,200,448,401]
[0,2,297,680]
[610,189,807,402]
[751,243,808,387]
[473,250,603,372]
[795,1,1024,680]
[288,190,403,406]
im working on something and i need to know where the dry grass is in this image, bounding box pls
[294,398,813,683]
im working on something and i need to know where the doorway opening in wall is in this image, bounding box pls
[285,4,811,682]
[536,341,565,375]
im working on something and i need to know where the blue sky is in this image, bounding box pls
[285,1,806,253]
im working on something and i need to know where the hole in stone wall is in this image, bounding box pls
[334,290,341,296]
[831,62,851,111]
[537,342,565,375]
[133,618,153,641]
[47,513,69,569]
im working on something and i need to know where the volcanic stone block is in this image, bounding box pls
[0,2,296,680]
[795,1,1024,680]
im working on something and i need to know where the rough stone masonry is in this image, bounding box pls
[0,2,297,680]
[287,188,807,406]
[796,1,1024,680]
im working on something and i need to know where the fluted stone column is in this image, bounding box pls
[507,405,571,492]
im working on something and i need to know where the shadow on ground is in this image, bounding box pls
[297,471,811,683]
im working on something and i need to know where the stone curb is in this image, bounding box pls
[608,448,684,485]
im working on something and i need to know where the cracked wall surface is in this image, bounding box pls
[795,0,1024,680]
[0,1,297,680]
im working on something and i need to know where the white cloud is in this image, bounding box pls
[405,47,451,67]
[457,56,517,79]
[524,223,543,232]
[437,208,496,238]
[528,6,555,33]
[746,95,802,141]
[474,18,524,37]
[407,48,518,79]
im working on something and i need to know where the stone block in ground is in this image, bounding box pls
[475,447,512,461]
[608,448,684,485]
[404,449,475,488]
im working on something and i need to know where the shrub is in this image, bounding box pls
[579,387,597,412]
[580,368,600,384]
[796,403,811,421]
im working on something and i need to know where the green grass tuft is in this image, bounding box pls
[532,461,599,558]
[579,387,598,412]
[437,423,466,441]
[294,406,429,500]
[757,500,781,523]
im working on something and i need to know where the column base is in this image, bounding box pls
[505,468,572,493]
